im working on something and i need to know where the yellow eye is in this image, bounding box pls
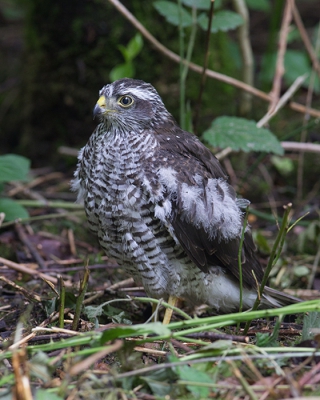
[118,95,134,107]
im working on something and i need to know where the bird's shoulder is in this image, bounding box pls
[144,124,263,288]
[153,124,227,181]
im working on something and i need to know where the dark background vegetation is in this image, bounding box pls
[1,0,319,163]
[1,0,320,259]
[1,2,320,398]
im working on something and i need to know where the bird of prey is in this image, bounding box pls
[72,78,299,323]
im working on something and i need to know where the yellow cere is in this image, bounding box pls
[97,95,106,107]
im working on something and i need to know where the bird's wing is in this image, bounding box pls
[150,127,264,289]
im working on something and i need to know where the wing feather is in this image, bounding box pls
[151,125,264,289]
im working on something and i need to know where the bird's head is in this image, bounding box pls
[93,78,172,131]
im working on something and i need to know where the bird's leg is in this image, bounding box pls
[163,295,177,324]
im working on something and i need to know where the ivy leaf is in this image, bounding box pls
[153,1,193,27]
[0,198,29,221]
[202,116,284,155]
[0,154,30,182]
[198,10,244,33]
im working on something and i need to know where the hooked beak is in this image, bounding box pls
[93,95,107,119]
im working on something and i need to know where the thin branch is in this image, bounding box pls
[215,74,307,160]
[107,0,320,119]
[292,2,320,75]
[268,0,293,113]
[297,22,320,202]
[257,73,307,128]
[281,141,320,153]
[290,102,320,118]
[233,0,254,115]
[193,0,215,134]
[107,0,270,101]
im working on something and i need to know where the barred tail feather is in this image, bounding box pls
[261,286,301,308]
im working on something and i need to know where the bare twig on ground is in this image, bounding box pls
[14,223,47,270]
[0,256,72,287]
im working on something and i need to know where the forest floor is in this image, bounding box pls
[0,166,320,400]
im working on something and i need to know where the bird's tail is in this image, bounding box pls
[260,286,301,308]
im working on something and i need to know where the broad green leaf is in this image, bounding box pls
[100,322,170,343]
[110,63,134,81]
[202,116,284,155]
[198,10,244,33]
[245,0,270,12]
[153,1,193,27]
[0,198,29,221]
[0,154,30,182]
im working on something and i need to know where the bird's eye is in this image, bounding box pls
[118,95,134,107]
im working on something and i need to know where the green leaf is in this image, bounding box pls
[255,332,279,347]
[126,33,143,60]
[293,265,310,277]
[260,50,319,92]
[271,155,294,176]
[100,322,170,343]
[35,389,64,400]
[141,369,175,396]
[0,154,30,182]
[0,198,29,221]
[153,1,193,27]
[198,10,244,33]
[181,0,210,9]
[175,365,212,397]
[110,63,135,81]
[284,50,319,93]
[202,116,284,155]
[245,0,271,12]
[302,312,320,340]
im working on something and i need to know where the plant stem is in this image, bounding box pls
[193,0,215,134]
[238,207,249,314]
[243,203,292,334]
[177,0,185,129]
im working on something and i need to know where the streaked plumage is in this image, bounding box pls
[72,78,298,313]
